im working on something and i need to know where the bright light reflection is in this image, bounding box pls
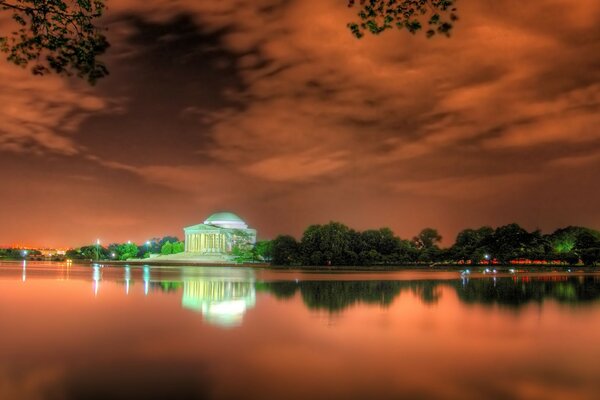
[22,260,26,282]
[92,266,101,296]
[143,266,150,296]
[124,266,131,295]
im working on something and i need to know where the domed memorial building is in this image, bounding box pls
[184,212,256,255]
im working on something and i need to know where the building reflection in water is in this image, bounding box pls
[181,278,256,328]
[105,266,258,327]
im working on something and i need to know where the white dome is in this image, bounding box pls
[204,212,248,229]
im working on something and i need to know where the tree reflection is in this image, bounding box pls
[453,276,600,307]
[133,269,600,318]
[261,280,429,312]
[260,276,600,312]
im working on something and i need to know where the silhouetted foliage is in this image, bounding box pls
[271,235,301,265]
[0,247,42,259]
[347,0,458,39]
[65,244,108,260]
[412,228,442,249]
[450,226,493,263]
[0,0,109,83]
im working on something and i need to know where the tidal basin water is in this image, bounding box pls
[1,263,600,400]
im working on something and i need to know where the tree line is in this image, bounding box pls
[268,222,600,266]
[0,248,42,260]
[65,236,185,261]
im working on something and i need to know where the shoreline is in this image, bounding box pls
[4,259,597,272]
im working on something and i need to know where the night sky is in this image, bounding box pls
[1,0,599,247]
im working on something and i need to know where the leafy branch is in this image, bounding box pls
[0,0,109,83]
[347,0,458,39]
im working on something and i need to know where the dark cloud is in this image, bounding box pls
[75,13,249,165]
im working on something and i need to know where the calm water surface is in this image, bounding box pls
[1,261,600,400]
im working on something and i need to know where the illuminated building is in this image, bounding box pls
[184,212,256,254]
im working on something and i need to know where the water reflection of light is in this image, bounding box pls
[22,260,26,282]
[92,265,101,296]
[182,279,256,328]
[143,266,150,296]
[124,266,131,295]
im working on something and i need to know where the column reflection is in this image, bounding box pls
[181,278,256,328]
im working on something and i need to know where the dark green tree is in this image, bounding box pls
[487,224,546,264]
[66,244,108,260]
[159,236,180,247]
[580,248,600,266]
[271,235,300,266]
[300,222,357,266]
[360,228,401,259]
[450,226,493,263]
[575,231,600,251]
[0,0,109,83]
[412,228,442,250]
